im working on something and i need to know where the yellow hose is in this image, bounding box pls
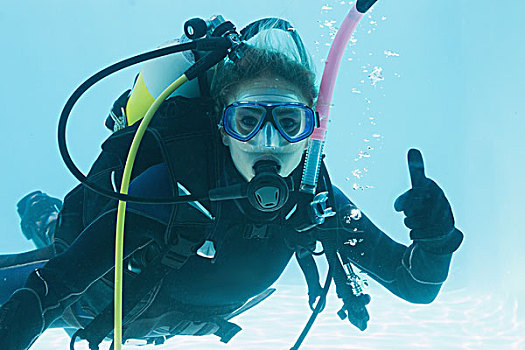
[114,74,189,349]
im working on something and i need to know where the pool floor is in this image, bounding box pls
[31,283,524,350]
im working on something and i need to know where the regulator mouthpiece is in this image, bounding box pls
[247,160,289,212]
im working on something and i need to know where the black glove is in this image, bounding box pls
[17,191,62,248]
[394,149,462,254]
[0,288,45,350]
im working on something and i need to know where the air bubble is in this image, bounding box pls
[368,66,384,86]
[384,50,400,58]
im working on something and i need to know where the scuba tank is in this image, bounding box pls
[125,16,225,126]
[125,40,201,126]
[104,16,225,131]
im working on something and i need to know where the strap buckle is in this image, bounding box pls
[310,192,336,225]
[161,236,200,269]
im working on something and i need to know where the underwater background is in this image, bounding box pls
[0,0,523,349]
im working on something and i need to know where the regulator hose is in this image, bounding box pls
[57,37,230,204]
[290,265,333,350]
[112,27,237,350]
[113,75,188,350]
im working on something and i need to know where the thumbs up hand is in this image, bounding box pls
[394,149,457,253]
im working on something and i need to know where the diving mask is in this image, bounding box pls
[222,101,315,143]
[221,85,312,182]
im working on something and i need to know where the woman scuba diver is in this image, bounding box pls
[0,3,463,350]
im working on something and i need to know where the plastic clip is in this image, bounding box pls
[310,191,336,225]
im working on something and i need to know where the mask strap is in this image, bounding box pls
[239,18,310,71]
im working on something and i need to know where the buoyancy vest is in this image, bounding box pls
[54,95,329,346]
[54,95,219,250]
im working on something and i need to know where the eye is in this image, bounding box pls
[276,111,302,134]
[279,117,298,130]
[233,106,263,135]
[275,107,304,133]
[240,116,259,128]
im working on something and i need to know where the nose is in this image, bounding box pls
[256,122,281,149]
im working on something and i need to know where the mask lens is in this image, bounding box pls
[223,102,315,142]
[224,104,266,140]
[273,105,314,141]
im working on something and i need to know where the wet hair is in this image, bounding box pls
[210,21,317,118]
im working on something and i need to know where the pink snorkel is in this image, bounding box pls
[300,1,376,194]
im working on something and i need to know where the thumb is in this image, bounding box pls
[408,148,426,188]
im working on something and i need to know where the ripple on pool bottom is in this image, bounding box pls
[30,284,525,350]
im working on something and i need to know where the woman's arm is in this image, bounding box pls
[327,186,462,304]
[0,208,164,350]
[0,163,172,350]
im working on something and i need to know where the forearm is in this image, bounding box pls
[394,227,463,302]
[388,244,452,303]
[339,224,462,304]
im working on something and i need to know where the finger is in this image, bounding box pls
[404,195,435,215]
[395,190,430,214]
[404,215,430,230]
[394,190,410,212]
[408,148,426,188]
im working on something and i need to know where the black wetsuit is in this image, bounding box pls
[0,162,461,344]
[0,97,463,347]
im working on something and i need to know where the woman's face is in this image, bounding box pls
[221,77,311,182]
